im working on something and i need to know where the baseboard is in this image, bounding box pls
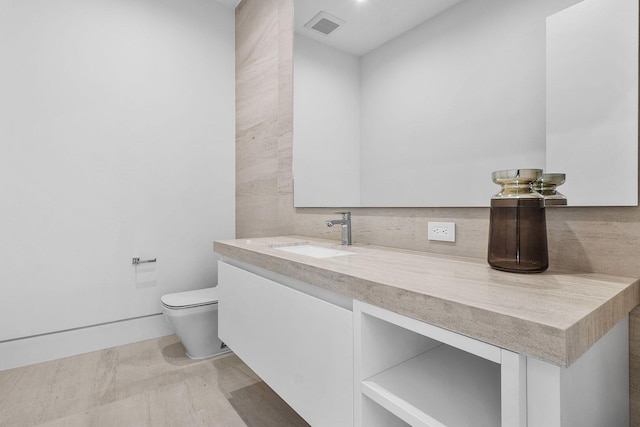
[0,314,173,371]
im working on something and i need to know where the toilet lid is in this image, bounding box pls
[161,287,218,309]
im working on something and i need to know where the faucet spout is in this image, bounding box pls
[325,212,352,245]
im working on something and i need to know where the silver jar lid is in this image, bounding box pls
[492,169,542,185]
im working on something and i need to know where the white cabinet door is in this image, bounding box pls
[218,261,354,427]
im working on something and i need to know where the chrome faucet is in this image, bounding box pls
[325,211,352,246]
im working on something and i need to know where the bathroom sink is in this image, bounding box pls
[274,244,354,259]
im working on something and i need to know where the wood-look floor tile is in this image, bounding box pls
[0,335,309,427]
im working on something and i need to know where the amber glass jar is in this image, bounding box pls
[488,169,548,273]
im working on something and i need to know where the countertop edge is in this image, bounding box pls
[214,237,640,367]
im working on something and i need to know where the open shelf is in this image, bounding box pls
[361,344,501,427]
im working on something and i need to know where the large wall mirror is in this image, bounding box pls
[293,0,638,207]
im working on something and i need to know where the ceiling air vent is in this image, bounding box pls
[304,11,346,36]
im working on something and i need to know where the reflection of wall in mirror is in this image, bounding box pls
[546,0,638,206]
[294,0,637,207]
[294,35,361,207]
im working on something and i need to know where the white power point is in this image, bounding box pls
[428,222,456,242]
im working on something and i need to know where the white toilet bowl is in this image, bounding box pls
[161,287,230,359]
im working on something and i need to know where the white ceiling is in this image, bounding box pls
[216,0,241,9]
[294,0,463,56]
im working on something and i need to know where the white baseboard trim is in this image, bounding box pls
[0,314,174,371]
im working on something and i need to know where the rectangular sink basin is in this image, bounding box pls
[274,244,354,259]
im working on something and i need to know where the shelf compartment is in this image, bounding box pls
[361,344,501,427]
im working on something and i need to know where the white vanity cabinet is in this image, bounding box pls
[354,301,526,427]
[354,301,629,427]
[217,260,353,427]
[214,238,635,427]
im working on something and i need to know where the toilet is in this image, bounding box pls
[161,287,230,359]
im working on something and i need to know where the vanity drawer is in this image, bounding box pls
[218,261,353,427]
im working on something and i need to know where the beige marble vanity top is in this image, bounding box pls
[214,236,640,367]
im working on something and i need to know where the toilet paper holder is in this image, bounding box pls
[132,257,157,265]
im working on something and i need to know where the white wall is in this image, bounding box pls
[293,35,361,207]
[0,0,235,347]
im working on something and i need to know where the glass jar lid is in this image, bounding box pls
[492,169,543,199]
[533,173,567,205]
[492,168,542,184]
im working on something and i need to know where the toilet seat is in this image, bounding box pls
[161,287,218,310]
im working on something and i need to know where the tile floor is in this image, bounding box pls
[0,335,309,426]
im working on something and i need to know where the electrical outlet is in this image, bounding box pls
[428,222,456,242]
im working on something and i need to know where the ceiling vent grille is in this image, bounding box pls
[304,11,346,36]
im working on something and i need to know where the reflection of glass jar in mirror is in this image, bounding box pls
[533,173,567,206]
[488,169,548,273]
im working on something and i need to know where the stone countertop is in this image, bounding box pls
[214,236,640,367]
